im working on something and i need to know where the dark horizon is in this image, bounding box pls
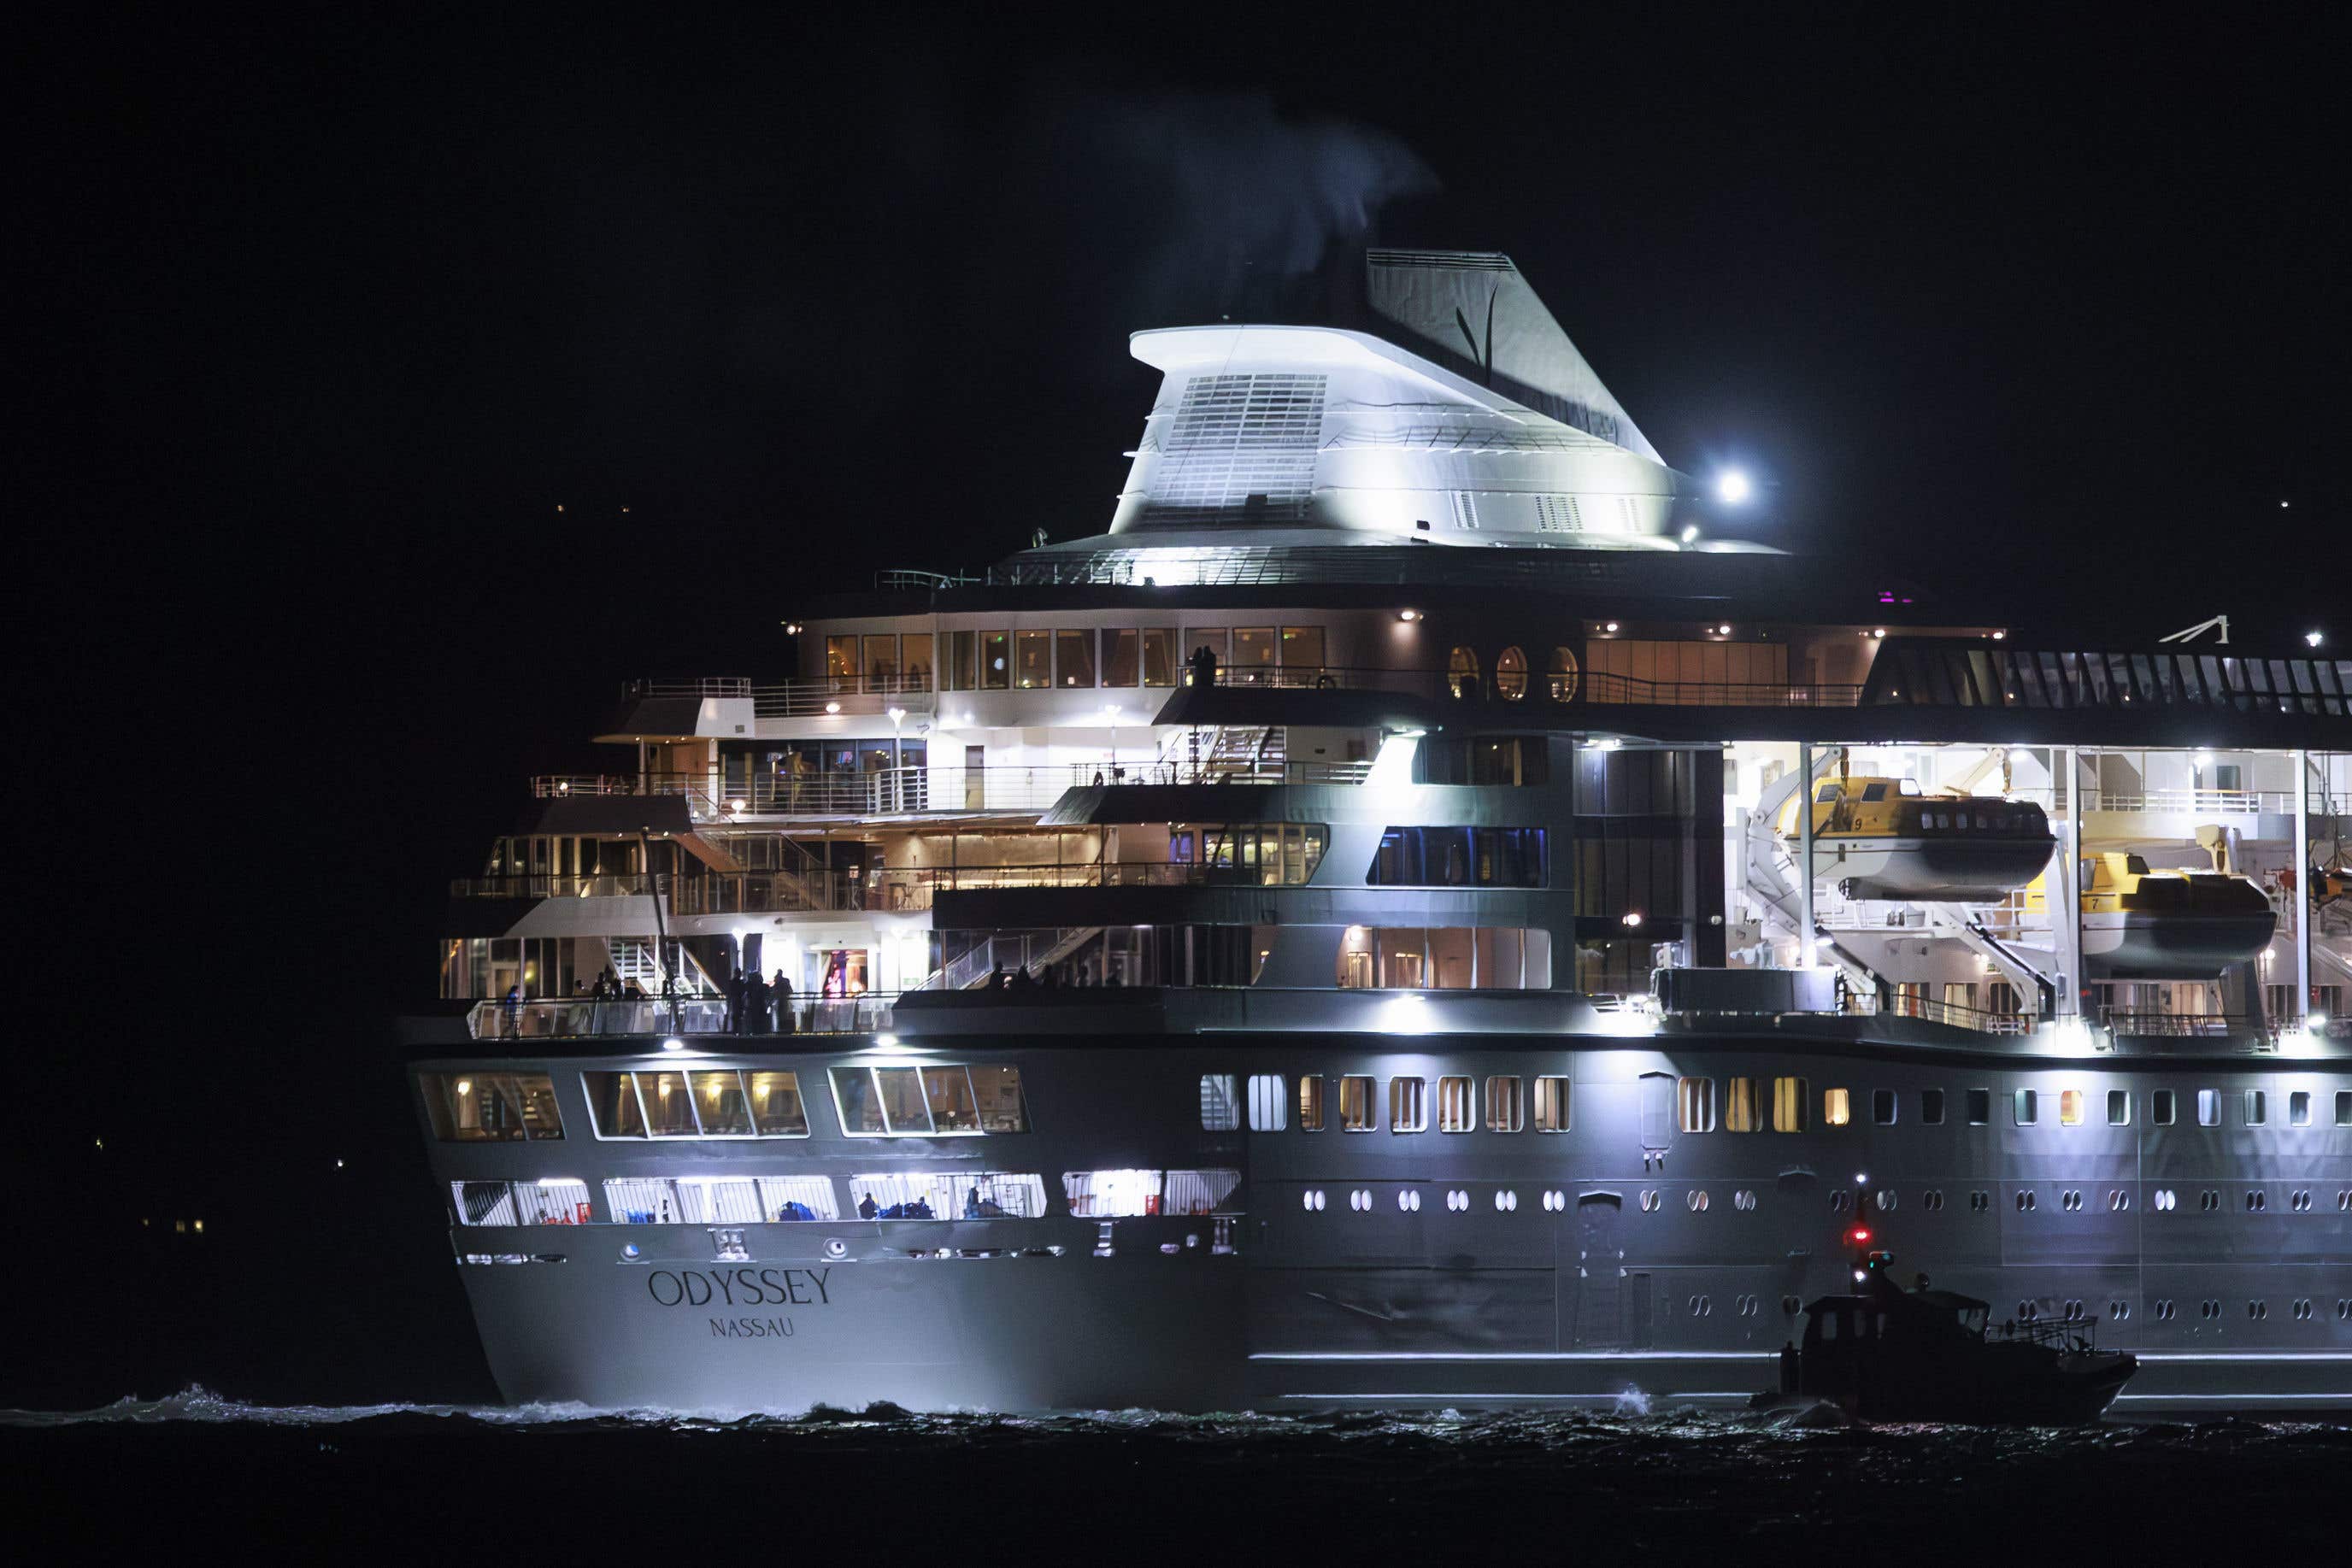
[25,7,2347,1409]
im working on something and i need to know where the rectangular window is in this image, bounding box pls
[1338,1075,1375,1132]
[1165,1169,1244,1215]
[948,630,977,690]
[583,1072,647,1137]
[2337,1089,2351,1127]
[1438,1075,1473,1133]
[2287,1090,2310,1127]
[2242,1089,2267,1126]
[1871,1089,1898,1125]
[1485,1075,1523,1132]
[1773,1077,1809,1133]
[2106,1089,2131,1126]
[826,635,857,688]
[2014,1089,2039,1126]
[608,1175,839,1225]
[451,1179,592,1226]
[1297,1074,1326,1131]
[2059,1089,2084,1126]
[1104,629,1139,687]
[857,1172,1044,1220]
[900,633,932,689]
[421,1072,563,1142]
[2152,1089,2176,1126]
[1185,628,1228,678]
[1533,1076,1571,1132]
[1061,1169,1166,1218]
[1391,1076,1428,1132]
[1823,1087,1851,1127]
[1142,628,1179,687]
[1201,1073,1241,1130]
[1055,628,1096,688]
[862,634,899,690]
[635,1070,699,1136]
[1678,1077,1715,1133]
[748,1072,808,1136]
[2196,1088,2220,1126]
[923,1067,981,1132]
[1724,1077,1761,1133]
[981,631,1010,690]
[1014,630,1050,688]
[692,1070,755,1136]
[830,1064,974,1136]
[1232,627,1276,678]
[1966,1087,1991,1125]
[1920,1088,1945,1125]
[971,1066,1029,1132]
[1279,625,1326,673]
[1247,1074,1287,1131]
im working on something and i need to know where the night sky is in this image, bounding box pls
[29,9,2347,1400]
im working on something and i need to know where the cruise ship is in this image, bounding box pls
[408,249,2351,1414]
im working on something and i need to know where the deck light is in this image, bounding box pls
[1680,525,1701,543]
[824,701,841,714]
[1397,608,1420,622]
[1871,628,1886,638]
[1849,1227,1871,1245]
[1603,621,1620,633]
[1853,1269,1867,1283]
[2311,1013,2331,1033]
[1621,912,1643,928]
[1716,624,1732,636]
[1855,1173,1869,1186]
[2306,631,2324,648]
[875,1033,899,1047]
[661,1037,685,1053]
[1991,630,2007,640]
[784,622,803,635]
[1714,469,1752,504]
[887,706,906,726]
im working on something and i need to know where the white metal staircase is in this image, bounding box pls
[608,935,721,997]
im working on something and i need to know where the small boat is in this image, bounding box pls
[1756,1254,2137,1424]
[1779,774,2055,901]
[2026,852,2277,977]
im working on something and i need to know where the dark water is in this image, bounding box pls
[10,1390,2343,1553]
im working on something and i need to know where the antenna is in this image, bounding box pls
[2157,614,2231,645]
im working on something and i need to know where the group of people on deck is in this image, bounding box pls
[723,967,797,1033]
[857,1186,1009,1221]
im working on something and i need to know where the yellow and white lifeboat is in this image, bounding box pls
[1778,775,2056,901]
[2025,853,2278,977]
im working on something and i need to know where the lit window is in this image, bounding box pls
[1496,645,1528,701]
[748,1072,808,1136]
[1448,645,1481,699]
[1200,1073,1241,1131]
[1391,1076,1428,1133]
[1920,1088,1945,1125]
[857,1172,1043,1219]
[1678,1077,1716,1133]
[1548,646,1580,702]
[422,1072,563,1142]
[1061,1169,1165,1218]
[1163,1169,1243,1215]
[2151,1089,2176,1126]
[1823,1087,1851,1127]
[2107,1089,2131,1126]
[2196,1089,2220,1126]
[2015,1089,2039,1126]
[1297,1075,1326,1132]
[2059,1089,2084,1126]
[691,1070,754,1136]
[451,1179,590,1226]
[827,1064,1026,1137]
[1438,1076,1474,1133]
[2287,1090,2310,1127]
[1339,1075,1376,1132]
[609,1175,838,1224]
[1534,1076,1572,1132]
[1871,1089,1897,1126]
[2243,1089,2267,1126]
[1247,1074,1288,1131]
[1485,1075,1523,1132]
[1724,1077,1761,1133]
[1773,1077,1809,1132]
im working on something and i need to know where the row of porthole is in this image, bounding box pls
[1677,1295,1770,1318]
[1308,1186,2352,1217]
[2150,1299,2343,1320]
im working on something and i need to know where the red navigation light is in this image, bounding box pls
[1848,1227,1872,1246]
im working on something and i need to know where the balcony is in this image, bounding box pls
[465,995,895,1040]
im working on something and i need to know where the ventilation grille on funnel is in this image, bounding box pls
[1143,373,1327,524]
[1366,248,1515,272]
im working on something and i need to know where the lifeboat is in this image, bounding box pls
[2026,852,2278,977]
[1777,774,2055,901]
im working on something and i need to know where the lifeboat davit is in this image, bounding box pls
[2027,852,2278,977]
[1778,775,2055,901]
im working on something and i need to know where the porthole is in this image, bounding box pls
[1350,1189,1370,1212]
[2155,1188,2175,1212]
[1311,1189,1326,1212]
[1495,1189,1519,1212]
[1447,1189,1468,1212]
[2245,1189,2267,1213]
[2153,1300,2174,1320]
[1686,1189,1708,1212]
[1733,1189,1757,1211]
[2015,1189,2037,1213]
[1873,1189,1896,1212]
[2290,1189,2310,1212]
[1970,1190,1990,1212]
[2108,1300,2132,1321]
[1303,1191,1317,1212]
[823,1238,848,1260]
[1830,1189,1852,1213]
[1396,1189,1421,1213]
[2247,1300,2267,1320]
[1640,1189,1661,1212]
[2061,1189,2082,1212]
[2293,1299,2312,1321]
[1544,1189,1565,1212]
[1496,645,1528,701]
[1782,1294,1802,1316]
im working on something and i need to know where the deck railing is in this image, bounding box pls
[466,994,897,1040]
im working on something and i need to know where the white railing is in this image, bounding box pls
[2086,789,2344,815]
[466,994,896,1039]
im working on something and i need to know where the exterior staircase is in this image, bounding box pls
[1191,725,1287,783]
[607,935,721,997]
